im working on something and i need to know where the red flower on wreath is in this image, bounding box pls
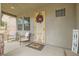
[36,14,43,23]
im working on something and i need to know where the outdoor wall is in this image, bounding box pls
[0,3,1,19]
[30,4,76,49]
[45,4,76,49]
[76,4,79,29]
[30,16,34,33]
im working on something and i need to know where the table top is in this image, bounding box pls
[64,50,79,56]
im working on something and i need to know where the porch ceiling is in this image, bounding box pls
[1,3,50,17]
[2,3,75,17]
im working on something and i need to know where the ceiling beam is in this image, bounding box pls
[2,11,17,17]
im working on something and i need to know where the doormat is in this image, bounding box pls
[26,42,44,51]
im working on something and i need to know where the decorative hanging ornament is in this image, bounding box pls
[36,13,43,23]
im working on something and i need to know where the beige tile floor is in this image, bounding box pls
[4,41,65,56]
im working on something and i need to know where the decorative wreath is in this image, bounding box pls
[36,14,43,23]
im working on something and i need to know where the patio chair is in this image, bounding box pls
[19,32,30,46]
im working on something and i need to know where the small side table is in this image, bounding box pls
[64,50,79,56]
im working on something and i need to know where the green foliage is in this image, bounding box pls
[0,20,6,27]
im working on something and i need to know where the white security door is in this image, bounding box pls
[34,11,46,44]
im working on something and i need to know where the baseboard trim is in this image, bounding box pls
[45,43,71,50]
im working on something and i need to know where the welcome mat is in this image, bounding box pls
[26,42,44,51]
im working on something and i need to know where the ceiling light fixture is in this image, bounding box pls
[11,6,15,9]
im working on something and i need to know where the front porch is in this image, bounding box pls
[0,3,79,56]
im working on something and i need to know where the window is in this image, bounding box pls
[17,17,30,31]
[17,24,23,30]
[23,17,30,31]
[56,8,65,17]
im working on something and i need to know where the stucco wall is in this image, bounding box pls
[45,4,76,49]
